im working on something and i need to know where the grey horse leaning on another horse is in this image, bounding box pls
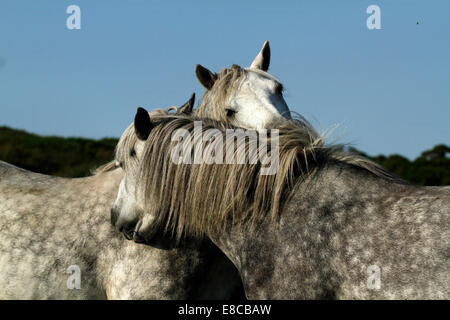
[112,109,450,300]
[0,40,292,299]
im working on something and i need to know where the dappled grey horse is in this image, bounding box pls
[113,110,449,299]
[0,98,242,299]
[0,161,240,299]
[0,40,294,299]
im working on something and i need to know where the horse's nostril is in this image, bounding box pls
[119,219,139,241]
[123,229,134,240]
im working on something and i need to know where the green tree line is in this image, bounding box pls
[0,126,116,178]
[0,126,448,186]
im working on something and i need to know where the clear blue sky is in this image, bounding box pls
[0,0,449,159]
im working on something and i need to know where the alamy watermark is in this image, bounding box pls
[65,5,381,31]
[66,5,81,30]
[170,121,280,175]
[66,264,81,289]
[366,5,381,30]
[366,264,381,290]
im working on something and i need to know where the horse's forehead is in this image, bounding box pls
[243,68,281,84]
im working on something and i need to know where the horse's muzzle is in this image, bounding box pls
[110,207,139,241]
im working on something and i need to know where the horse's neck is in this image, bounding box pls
[209,162,412,299]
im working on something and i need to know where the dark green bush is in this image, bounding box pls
[0,126,118,177]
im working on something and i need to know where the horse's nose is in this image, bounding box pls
[110,207,119,227]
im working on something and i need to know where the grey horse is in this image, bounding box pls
[112,110,450,299]
[0,97,241,299]
[0,41,294,299]
[0,161,241,299]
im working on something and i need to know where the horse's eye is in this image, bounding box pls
[115,161,123,168]
[130,148,136,157]
[226,108,236,117]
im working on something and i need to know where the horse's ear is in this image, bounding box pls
[134,107,153,141]
[195,64,216,90]
[178,93,195,114]
[250,40,270,71]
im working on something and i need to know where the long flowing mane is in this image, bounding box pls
[116,114,403,241]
